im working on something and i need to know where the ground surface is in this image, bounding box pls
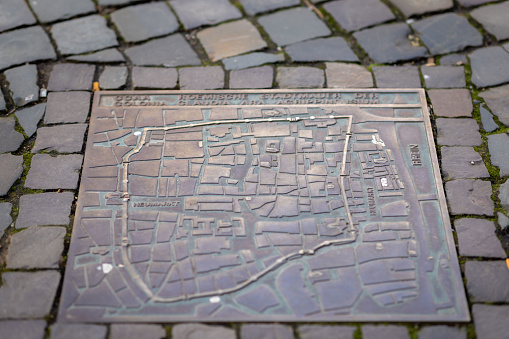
[0,0,508,338]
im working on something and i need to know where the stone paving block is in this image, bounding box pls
[471,2,509,40]
[50,323,108,339]
[198,19,267,62]
[326,63,373,88]
[132,67,178,89]
[479,84,509,126]
[298,325,356,339]
[0,116,24,153]
[98,0,135,5]
[0,93,4,111]
[7,226,66,269]
[0,202,12,237]
[446,180,494,216]
[0,0,36,32]
[498,213,509,231]
[99,66,127,90]
[388,0,453,17]
[418,326,466,339]
[5,64,39,106]
[30,0,95,23]
[421,66,465,88]
[32,124,87,153]
[0,26,56,71]
[436,118,482,146]
[179,66,225,90]
[466,261,509,302]
[324,0,395,32]
[0,153,23,196]
[286,37,358,62]
[172,323,236,339]
[411,13,482,55]
[500,180,509,211]
[479,104,499,132]
[67,49,126,63]
[372,66,421,88]
[241,324,293,339]
[125,34,201,67]
[0,320,47,339]
[0,271,60,318]
[440,54,468,66]
[428,89,472,117]
[240,0,299,15]
[230,66,273,89]
[469,47,509,88]
[110,324,166,339]
[222,52,284,71]
[362,325,410,339]
[457,218,505,257]
[170,0,242,30]
[473,304,509,339]
[25,154,83,190]
[458,0,502,6]
[441,147,489,180]
[355,24,428,64]
[51,15,118,55]
[111,2,179,43]
[277,66,324,89]
[16,192,73,229]
[45,91,91,124]
[258,7,331,47]
[487,133,509,177]
[47,64,95,91]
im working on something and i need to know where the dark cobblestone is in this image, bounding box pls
[132,67,178,89]
[479,84,509,126]
[0,0,36,33]
[446,180,494,216]
[470,47,509,88]
[0,320,47,339]
[323,0,395,32]
[240,0,300,15]
[466,261,509,302]
[50,323,108,339]
[0,117,24,153]
[0,153,23,196]
[179,66,225,90]
[428,89,472,117]
[229,66,274,89]
[286,37,358,62]
[32,124,87,154]
[241,324,294,339]
[298,325,356,339]
[372,66,421,88]
[440,147,489,180]
[440,53,468,65]
[25,154,83,190]
[0,202,12,237]
[457,0,501,6]
[436,118,482,146]
[326,63,373,88]
[16,192,74,229]
[473,304,509,339]
[418,326,466,339]
[7,226,66,269]
[172,323,236,339]
[109,324,166,339]
[277,66,324,88]
[222,52,284,71]
[421,66,466,88]
[388,0,453,17]
[47,64,95,91]
[456,218,504,257]
[471,2,509,41]
[67,49,126,63]
[362,325,410,339]
[4,64,39,107]
[499,180,509,211]
[45,91,91,124]
[479,104,499,132]
[98,66,128,90]
[487,133,509,177]
[170,0,242,30]
[31,0,95,24]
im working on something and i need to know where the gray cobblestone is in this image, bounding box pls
[440,53,468,65]
[241,324,294,339]
[456,218,504,257]
[418,326,466,339]
[436,118,482,146]
[0,154,23,196]
[441,147,489,180]
[421,66,466,88]
[471,2,509,41]
[99,66,128,90]
[132,67,178,89]
[362,325,410,339]
[498,212,509,231]
[0,320,47,339]
[230,66,273,89]
[458,0,501,6]
[0,0,36,33]
[0,202,12,237]
[31,0,95,23]
[25,154,83,190]
[466,261,509,302]
[50,323,108,339]
[286,37,358,62]
[44,91,91,124]
[388,0,453,17]
[277,66,324,89]
[446,180,494,216]
[16,192,74,229]
[67,48,126,63]
[4,64,39,107]
[222,52,284,71]
[110,324,166,339]
[487,133,509,176]
[499,180,509,212]
[473,304,509,339]
[479,104,499,132]
[298,325,356,339]
[428,89,472,117]
[240,0,299,15]
[326,63,373,88]
[0,116,24,153]
[470,47,509,88]
[47,64,95,91]
[479,84,509,126]
[179,66,225,90]
[172,323,236,339]
[170,0,242,30]
[324,0,395,32]
[373,66,421,88]
[32,124,87,154]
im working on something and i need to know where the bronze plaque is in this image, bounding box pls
[59,89,469,322]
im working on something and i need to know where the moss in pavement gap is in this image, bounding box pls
[466,323,476,339]
[378,0,406,21]
[408,324,419,339]
[353,325,362,339]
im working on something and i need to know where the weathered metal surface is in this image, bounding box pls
[59,89,469,322]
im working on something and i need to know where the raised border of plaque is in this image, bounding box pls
[59,89,470,323]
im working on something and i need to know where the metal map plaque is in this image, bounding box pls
[60,89,469,322]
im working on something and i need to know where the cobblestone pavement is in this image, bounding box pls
[0,0,508,338]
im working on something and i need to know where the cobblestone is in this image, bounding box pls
[446,180,494,216]
[47,64,95,91]
[125,34,200,67]
[421,66,466,88]
[0,154,23,196]
[32,124,87,154]
[4,64,39,107]
[170,0,242,30]
[440,53,468,65]
[51,15,118,55]
[473,304,509,339]
[372,66,421,88]
[229,66,274,89]
[441,147,489,180]
[222,52,284,71]
[172,323,236,339]
[326,63,373,88]
[0,271,60,318]
[240,0,299,15]
[50,323,108,339]
[470,47,509,88]
[466,261,509,302]
[479,84,509,126]
[132,67,178,89]
[0,202,12,237]
[277,66,324,88]
[286,37,358,62]
[109,324,166,339]
[362,325,410,339]
[479,104,499,132]
[0,117,24,153]
[99,66,128,89]
[456,218,504,257]
[16,192,74,229]
[179,66,225,90]
[499,213,509,231]
[45,91,91,124]
[436,118,482,146]
[487,133,509,177]
[258,7,331,47]
[457,0,500,6]
[67,49,126,63]
[418,326,466,339]
[388,0,453,17]
[0,320,47,339]
[323,0,395,32]
[198,20,267,62]
[428,89,472,117]
[471,2,509,41]
[298,325,356,339]
[0,0,36,32]
[31,0,95,23]
[0,26,56,70]
[241,324,294,339]
[499,180,509,211]
[7,226,66,269]
[111,2,179,43]
[354,23,428,63]
[25,154,83,190]
[0,93,4,111]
